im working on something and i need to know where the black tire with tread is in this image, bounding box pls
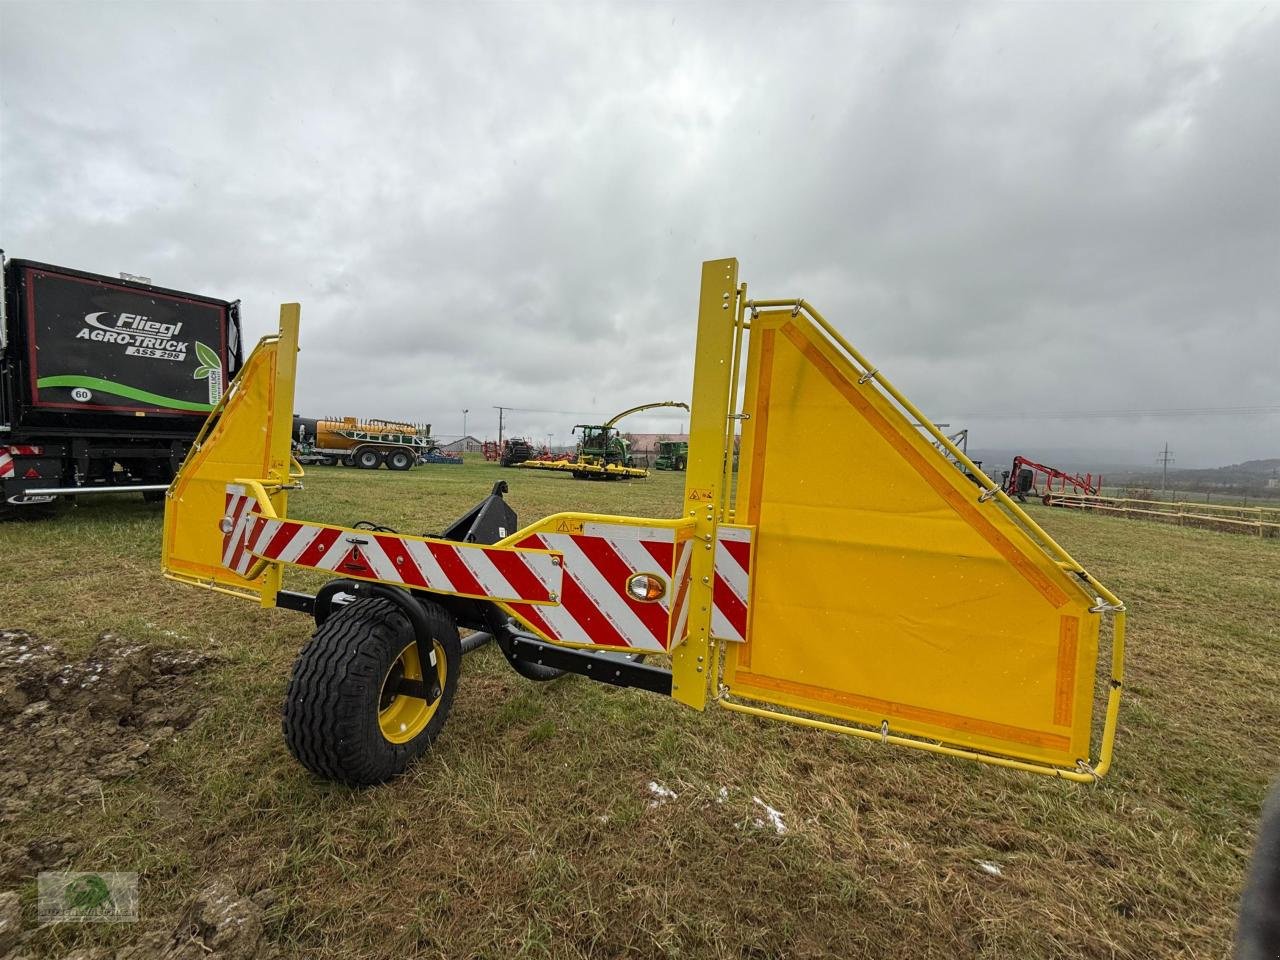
[386,449,413,471]
[355,447,383,470]
[282,596,461,785]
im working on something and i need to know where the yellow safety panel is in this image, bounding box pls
[724,311,1102,770]
[162,306,299,600]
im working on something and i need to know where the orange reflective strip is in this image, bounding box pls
[1054,616,1079,726]
[745,327,776,526]
[734,670,1072,752]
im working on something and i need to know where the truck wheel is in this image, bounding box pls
[282,597,461,786]
[675,457,686,471]
[355,447,383,470]
[386,449,414,471]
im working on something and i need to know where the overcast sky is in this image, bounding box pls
[2,1,1276,467]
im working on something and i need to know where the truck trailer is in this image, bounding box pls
[0,256,242,517]
[292,416,449,470]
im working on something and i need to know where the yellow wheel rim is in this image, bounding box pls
[378,641,445,744]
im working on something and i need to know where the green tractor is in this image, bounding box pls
[654,439,688,471]
[568,402,690,480]
[574,424,633,468]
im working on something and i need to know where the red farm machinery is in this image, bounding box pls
[1003,456,1104,503]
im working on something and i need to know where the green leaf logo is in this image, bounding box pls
[193,341,221,381]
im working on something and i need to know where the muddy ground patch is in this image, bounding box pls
[0,628,275,959]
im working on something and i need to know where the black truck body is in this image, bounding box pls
[0,256,242,512]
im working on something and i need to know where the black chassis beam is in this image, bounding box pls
[500,632,673,697]
[275,589,673,697]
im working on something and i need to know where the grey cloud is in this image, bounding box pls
[1,1,1276,462]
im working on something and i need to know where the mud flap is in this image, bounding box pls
[721,309,1118,777]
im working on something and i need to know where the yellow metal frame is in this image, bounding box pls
[674,258,741,708]
[160,263,1123,782]
[711,294,1124,781]
[162,304,300,606]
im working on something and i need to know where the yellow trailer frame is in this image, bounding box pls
[162,259,1123,785]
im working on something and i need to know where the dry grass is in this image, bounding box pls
[1,460,1277,959]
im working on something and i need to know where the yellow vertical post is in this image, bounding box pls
[673,259,739,709]
[261,303,300,606]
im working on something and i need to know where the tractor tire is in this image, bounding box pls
[282,596,461,786]
[386,449,414,471]
[674,457,686,471]
[320,456,339,467]
[355,447,383,470]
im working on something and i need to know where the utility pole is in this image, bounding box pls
[1158,443,1175,496]
[494,406,509,450]
[462,408,468,440]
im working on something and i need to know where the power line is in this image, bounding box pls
[934,403,1280,422]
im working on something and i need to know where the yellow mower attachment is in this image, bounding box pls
[160,260,1123,786]
[516,458,649,479]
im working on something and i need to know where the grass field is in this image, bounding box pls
[2,461,1278,959]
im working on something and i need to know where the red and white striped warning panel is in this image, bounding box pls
[221,485,260,577]
[712,524,753,643]
[221,485,699,653]
[221,484,563,603]
[0,446,43,480]
[501,519,694,653]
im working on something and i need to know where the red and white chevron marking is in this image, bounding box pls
[712,524,753,643]
[0,445,42,479]
[504,521,693,653]
[221,484,705,653]
[221,485,260,577]
[221,484,562,603]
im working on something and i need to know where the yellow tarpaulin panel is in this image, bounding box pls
[724,311,1102,770]
[161,307,299,599]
